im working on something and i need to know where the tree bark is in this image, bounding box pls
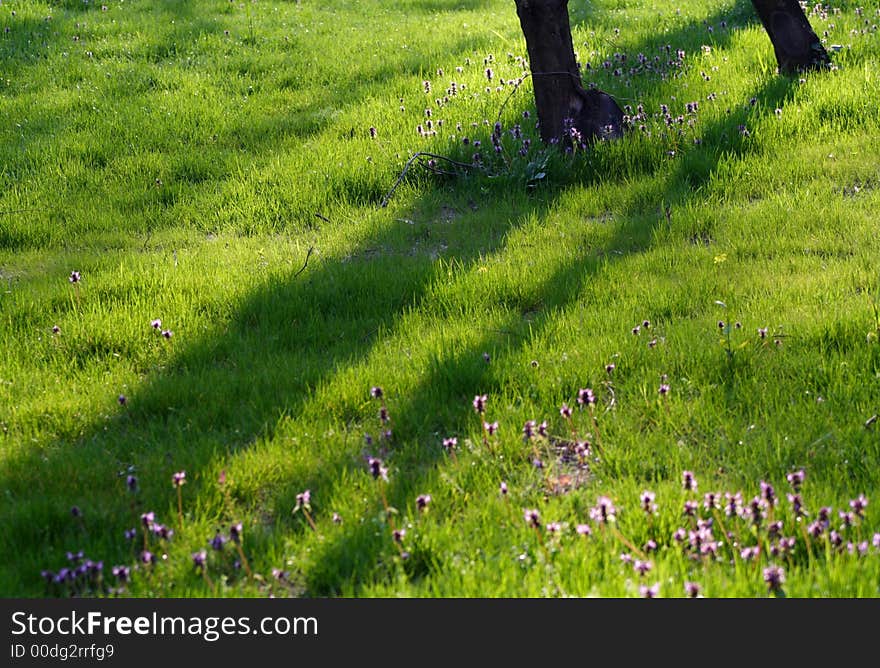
[513,0,623,146]
[750,0,831,74]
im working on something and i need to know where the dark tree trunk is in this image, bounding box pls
[751,0,831,74]
[514,1,830,147]
[513,0,623,146]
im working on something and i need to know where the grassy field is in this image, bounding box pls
[1,0,879,597]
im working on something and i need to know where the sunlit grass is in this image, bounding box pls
[1,0,879,597]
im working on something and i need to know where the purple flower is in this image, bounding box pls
[472,394,488,414]
[658,383,670,395]
[150,318,162,330]
[740,546,760,561]
[839,510,855,527]
[499,481,508,496]
[369,127,377,138]
[70,505,82,518]
[117,394,127,406]
[368,457,388,481]
[873,533,880,549]
[210,532,227,551]
[483,421,499,436]
[370,386,383,399]
[69,271,81,283]
[576,524,592,536]
[524,508,541,528]
[192,550,207,570]
[172,471,186,487]
[703,492,720,511]
[768,520,784,538]
[684,582,702,598]
[126,475,137,492]
[763,565,785,592]
[272,568,288,581]
[577,388,596,406]
[760,481,778,506]
[683,500,699,517]
[416,494,432,511]
[124,528,137,541]
[786,469,805,490]
[295,489,311,509]
[633,560,653,576]
[52,325,61,334]
[589,496,616,524]
[639,583,660,598]
[546,522,562,534]
[758,327,768,339]
[522,420,536,440]
[140,511,155,528]
[559,403,572,419]
[673,528,687,543]
[682,471,697,492]
[807,521,825,538]
[605,363,615,374]
[482,352,491,363]
[849,495,869,518]
[641,490,657,515]
[724,492,743,518]
[537,421,548,437]
[140,550,155,565]
[379,406,390,423]
[442,437,458,452]
[644,540,657,553]
[229,522,243,544]
[112,565,130,582]
[152,523,173,540]
[788,493,805,517]
[392,528,406,543]
[745,496,767,526]
[161,329,173,339]
[332,513,343,524]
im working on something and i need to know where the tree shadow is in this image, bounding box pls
[0,0,818,594]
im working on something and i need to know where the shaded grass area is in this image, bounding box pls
[1,0,879,597]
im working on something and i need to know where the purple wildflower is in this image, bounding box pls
[112,565,130,582]
[639,583,660,598]
[589,496,617,524]
[760,481,778,506]
[644,540,658,553]
[124,528,137,541]
[472,394,487,414]
[522,420,536,440]
[295,490,311,510]
[69,271,81,283]
[172,471,186,487]
[684,582,702,598]
[151,319,162,330]
[442,437,458,452]
[229,522,243,544]
[763,565,786,593]
[126,475,137,492]
[484,421,499,436]
[500,481,508,496]
[682,471,697,492]
[392,528,406,543]
[849,495,869,518]
[524,508,541,528]
[140,511,155,528]
[559,403,572,419]
[576,524,592,536]
[368,457,388,481]
[52,325,61,334]
[546,522,562,534]
[786,469,805,490]
[641,490,658,515]
[118,394,127,406]
[210,531,228,552]
[416,494,432,511]
[161,329,173,339]
[192,550,207,570]
[658,383,670,395]
[634,560,653,576]
[370,386,383,399]
[577,388,596,406]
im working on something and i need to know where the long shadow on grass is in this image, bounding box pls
[0,1,811,594]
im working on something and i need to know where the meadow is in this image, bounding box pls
[1,0,879,597]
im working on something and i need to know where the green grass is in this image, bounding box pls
[1,0,879,598]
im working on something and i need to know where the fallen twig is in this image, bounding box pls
[379,152,478,209]
[293,246,314,278]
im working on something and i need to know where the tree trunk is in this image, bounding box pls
[750,0,830,74]
[513,0,623,146]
